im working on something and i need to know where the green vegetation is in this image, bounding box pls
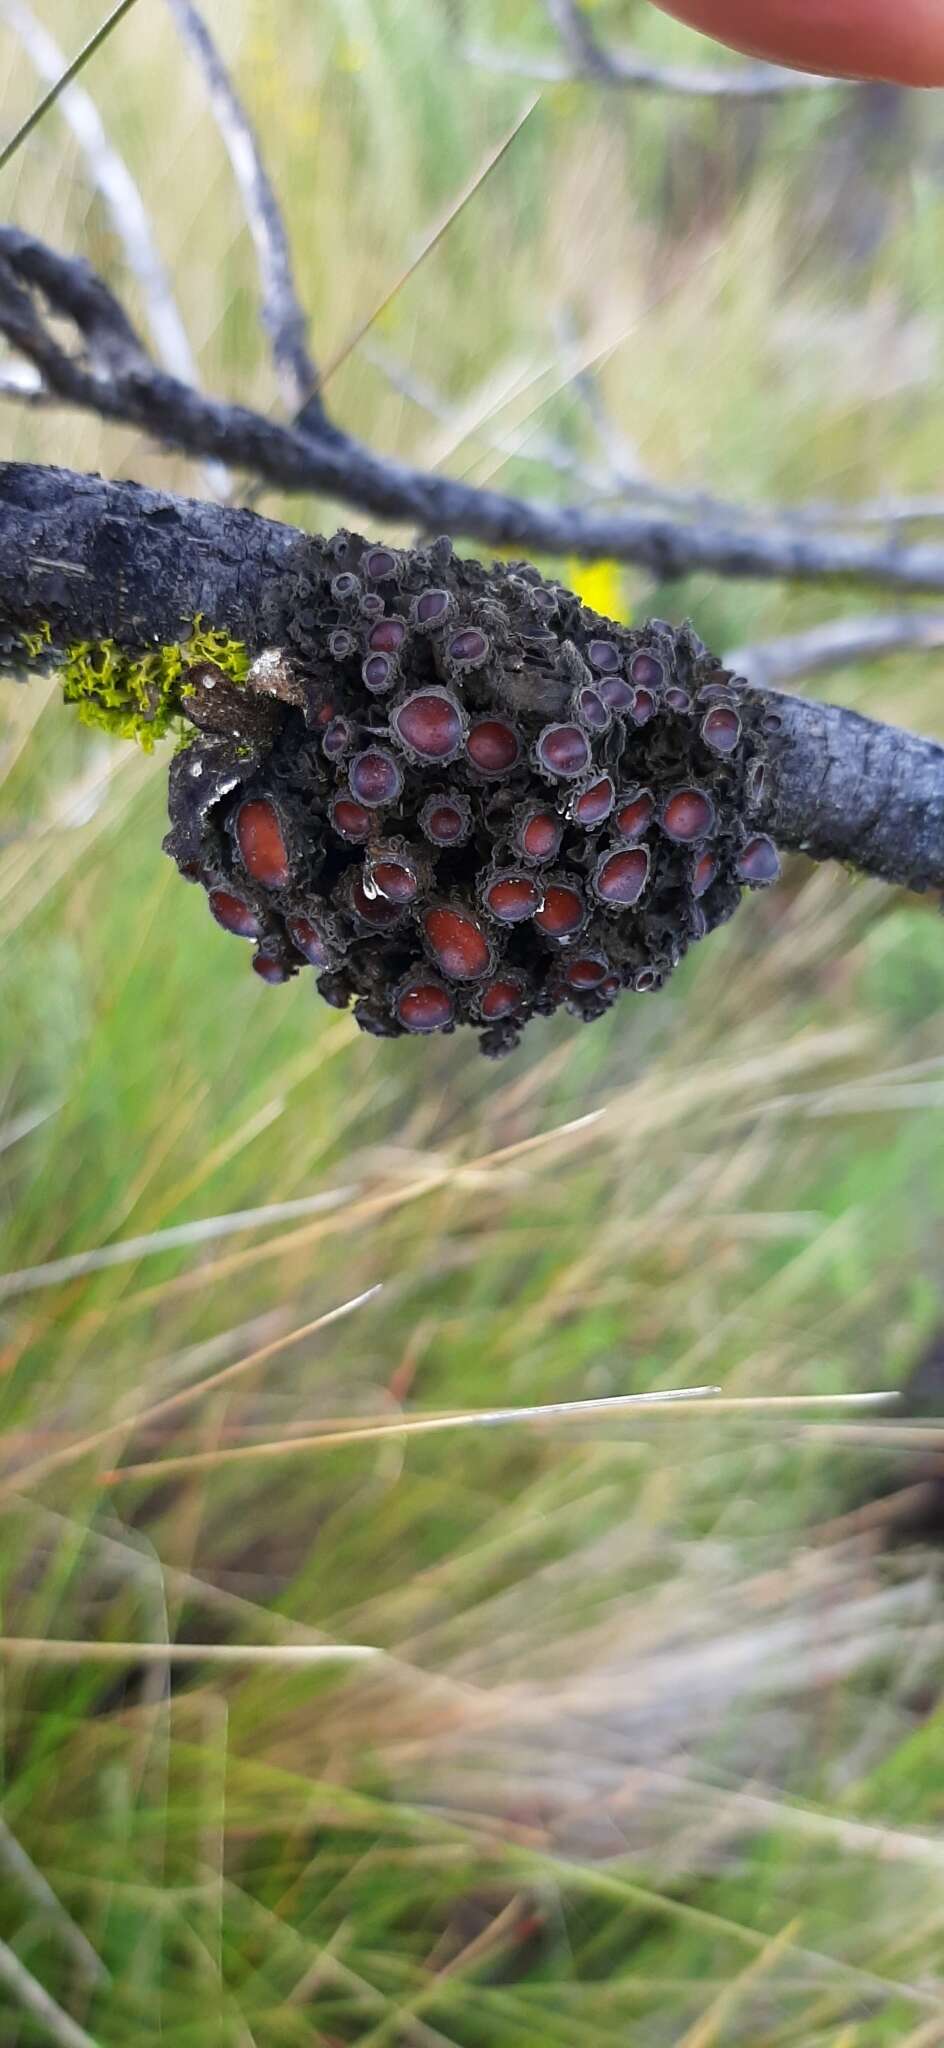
[1,3,943,2043]
[55,623,249,749]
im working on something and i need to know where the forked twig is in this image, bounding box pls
[470,0,840,100]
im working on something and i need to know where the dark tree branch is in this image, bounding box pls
[7,229,944,595]
[1,461,942,896]
[164,0,328,434]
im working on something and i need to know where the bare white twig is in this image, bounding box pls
[726,611,944,689]
[0,1822,107,1984]
[164,0,325,428]
[1,0,228,495]
[0,1937,101,2048]
[0,1637,379,1667]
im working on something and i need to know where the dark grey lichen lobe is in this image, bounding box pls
[164,532,779,1055]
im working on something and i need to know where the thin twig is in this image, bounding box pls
[725,611,944,689]
[469,0,839,100]
[164,0,326,429]
[0,0,144,172]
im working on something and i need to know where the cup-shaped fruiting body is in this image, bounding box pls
[477,975,526,1021]
[570,775,615,830]
[598,673,635,713]
[252,945,294,984]
[481,868,543,925]
[513,804,563,864]
[349,747,403,809]
[535,723,592,780]
[330,795,372,843]
[563,952,609,990]
[592,845,650,908]
[701,703,742,755]
[209,888,263,939]
[446,626,489,669]
[422,902,494,980]
[395,975,456,1033]
[587,638,621,673]
[166,537,780,1053]
[287,910,337,967]
[411,587,454,632]
[614,788,654,842]
[322,715,356,761]
[466,717,522,776]
[692,850,717,900]
[234,798,291,889]
[533,874,586,942]
[660,787,715,844]
[573,684,611,733]
[419,791,471,846]
[362,652,397,694]
[392,687,467,765]
[364,839,427,906]
[630,651,664,691]
[362,546,399,582]
[737,834,781,885]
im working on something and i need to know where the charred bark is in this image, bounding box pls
[1,460,942,898]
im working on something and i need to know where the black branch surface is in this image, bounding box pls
[8,229,944,591]
[2,460,942,899]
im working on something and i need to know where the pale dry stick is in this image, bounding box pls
[0,1821,107,1985]
[2,1285,381,1500]
[2,3,211,397]
[726,610,944,691]
[0,1638,380,1667]
[104,1390,897,1487]
[0,1185,356,1300]
[0,1937,101,2048]
[164,0,324,428]
[2,0,229,498]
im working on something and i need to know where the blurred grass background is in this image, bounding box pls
[1,2,944,2042]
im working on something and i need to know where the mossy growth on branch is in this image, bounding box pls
[33,619,250,750]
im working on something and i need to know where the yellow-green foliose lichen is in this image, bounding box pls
[22,619,250,751]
